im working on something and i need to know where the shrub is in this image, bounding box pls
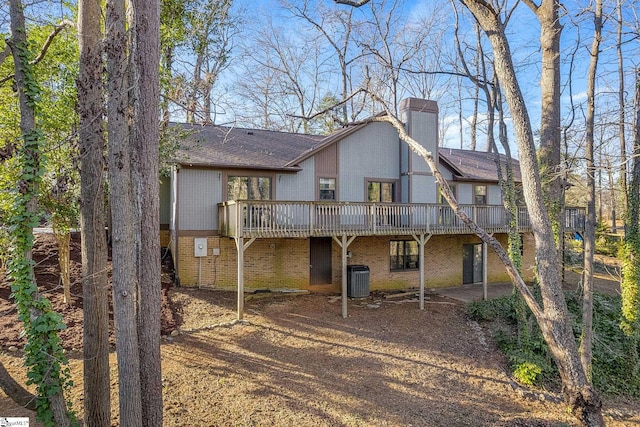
[469,290,640,396]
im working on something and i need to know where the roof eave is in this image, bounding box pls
[176,161,302,172]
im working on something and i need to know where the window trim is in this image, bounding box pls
[318,177,337,201]
[389,240,419,272]
[366,178,399,203]
[225,172,274,201]
[438,182,457,204]
[474,184,488,205]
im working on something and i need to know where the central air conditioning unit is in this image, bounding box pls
[347,265,370,298]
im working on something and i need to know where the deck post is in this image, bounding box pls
[235,236,256,320]
[341,235,348,318]
[333,234,356,319]
[413,233,432,310]
[482,241,488,300]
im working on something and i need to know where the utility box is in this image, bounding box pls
[194,238,208,257]
[347,265,370,298]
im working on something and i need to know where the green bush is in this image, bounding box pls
[469,290,640,396]
[513,362,543,386]
[595,233,623,257]
[467,295,517,323]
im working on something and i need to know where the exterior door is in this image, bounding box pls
[462,243,483,284]
[310,237,332,285]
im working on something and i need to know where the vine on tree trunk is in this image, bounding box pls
[7,32,76,427]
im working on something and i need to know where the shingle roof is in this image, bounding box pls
[439,148,522,183]
[172,123,325,171]
[171,123,520,184]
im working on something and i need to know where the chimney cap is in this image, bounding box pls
[399,98,438,114]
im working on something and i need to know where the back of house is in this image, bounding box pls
[159,98,577,294]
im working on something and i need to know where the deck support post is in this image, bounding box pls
[482,240,488,300]
[412,233,432,310]
[235,236,256,320]
[333,234,356,319]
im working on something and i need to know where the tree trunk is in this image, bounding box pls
[621,68,640,335]
[452,3,604,425]
[617,0,627,212]
[536,0,564,247]
[608,161,617,234]
[132,0,163,423]
[53,228,71,303]
[8,0,73,425]
[580,0,602,377]
[78,0,112,422]
[106,0,143,423]
[187,53,203,123]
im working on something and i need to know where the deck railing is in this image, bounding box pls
[218,200,585,239]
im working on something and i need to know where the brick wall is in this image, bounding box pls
[176,236,309,290]
[175,232,537,291]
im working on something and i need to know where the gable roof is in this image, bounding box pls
[171,122,521,184]
[172,123,325,171]
[439,148,522,183]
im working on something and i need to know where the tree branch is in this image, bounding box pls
[287,88,367,122]
[31,19,74,66]
[520,0,540,13]
[0,20,74,86]
[0,356,37,411]
[398,66,495,87]
[0,45,11,66]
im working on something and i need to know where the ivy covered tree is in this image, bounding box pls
[4,0,76,424]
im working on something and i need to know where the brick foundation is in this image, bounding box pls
[173,232,536,291]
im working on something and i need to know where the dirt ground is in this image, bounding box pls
[1,234,639,426]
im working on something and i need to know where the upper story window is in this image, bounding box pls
[368,180,396,202]
[474,185,487,205]
[319,178,336,200]
[228,176,271,200]
[438,183,457,204]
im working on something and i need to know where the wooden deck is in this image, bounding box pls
[218,201,585,239]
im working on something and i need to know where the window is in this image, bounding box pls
[228,176,271,200]
[474,185,487,205]
[368,181,395,203]
[390,240,419,271]
[438,183,457,204]
[319,178,336,200]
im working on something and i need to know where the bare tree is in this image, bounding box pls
[285,0,366,124]
[445,1,604,422]
[616,0,627,228]
[524,0,564,242]
[78,0,111,422]
[402,6,454,104]
[132,0,163,421]
[357,0,433,115]
[334,0,605,424]
[580,0,603,377]
[7,0,73,423]
[183,0,235,124]
[236,17,325,132]
[106,0,143,422]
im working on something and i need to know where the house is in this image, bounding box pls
[160,98,584,318]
